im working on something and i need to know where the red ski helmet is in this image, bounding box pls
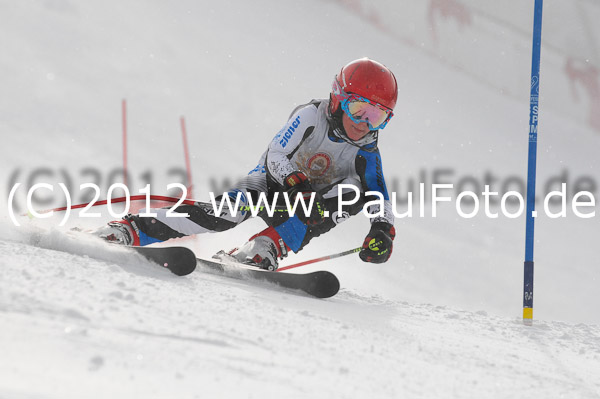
[329,58,398,116]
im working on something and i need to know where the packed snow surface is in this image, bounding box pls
[1,231,599,398]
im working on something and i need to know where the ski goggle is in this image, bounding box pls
[332,77,394,130]
[340,95,394,130]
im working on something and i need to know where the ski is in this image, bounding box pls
[196,258,340,298]
[131,246,197,276]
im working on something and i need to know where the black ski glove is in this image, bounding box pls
[284,171,326,226]
[359,222,396,264]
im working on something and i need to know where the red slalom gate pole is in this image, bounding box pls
[122,99,128,187]
[277,248,361,272]
[26,195,197,216]
[180,116,194,198]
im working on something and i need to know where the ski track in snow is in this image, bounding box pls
[1,237,599,399]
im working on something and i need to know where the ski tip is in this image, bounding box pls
[167,247,197,276]
[132,246,197,276]
[307,271,340,299]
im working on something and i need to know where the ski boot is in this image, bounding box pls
[91,218,140,246]
[215,226,290,271]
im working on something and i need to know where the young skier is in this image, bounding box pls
[94,57,398,270]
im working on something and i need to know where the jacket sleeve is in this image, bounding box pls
[265,104,318,186]
[355,148,395,226]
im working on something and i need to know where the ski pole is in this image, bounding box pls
[277,247,361,272]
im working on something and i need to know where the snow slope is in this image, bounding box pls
[1,234,599,399]
[1,0,599,397]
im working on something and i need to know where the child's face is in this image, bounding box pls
[342,112,371,141]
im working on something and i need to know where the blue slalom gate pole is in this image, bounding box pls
[523,0,544,325]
